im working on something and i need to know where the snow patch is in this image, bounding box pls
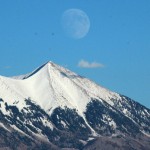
[0,123,10,132]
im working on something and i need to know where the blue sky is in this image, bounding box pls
[0,0,150,108]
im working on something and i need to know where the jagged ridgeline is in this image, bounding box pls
[0,61,150,150]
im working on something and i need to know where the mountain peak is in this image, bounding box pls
[45,60,55,67]
[0,61,150,149]
[1,61,120,114]
[16,61,56,80]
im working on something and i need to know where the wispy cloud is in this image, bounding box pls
[4,66,11,69]
[78,59,104,68]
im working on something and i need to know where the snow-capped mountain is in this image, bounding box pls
[0,61,150,150]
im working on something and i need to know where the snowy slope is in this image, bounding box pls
[0,61,150,149]
[0,61,121,115]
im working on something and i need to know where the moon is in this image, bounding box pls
[62,9,90,39]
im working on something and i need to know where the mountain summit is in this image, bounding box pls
[2,61,120,115]
[0,61,150,150]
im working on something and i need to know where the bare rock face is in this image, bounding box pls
[0,62,150,150]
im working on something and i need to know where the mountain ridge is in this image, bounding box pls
[1,61,121,114]
[0,61,150,149]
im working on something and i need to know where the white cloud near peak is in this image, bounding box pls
[78,60,104,68]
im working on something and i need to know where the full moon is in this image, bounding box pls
[62,9,90,39]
